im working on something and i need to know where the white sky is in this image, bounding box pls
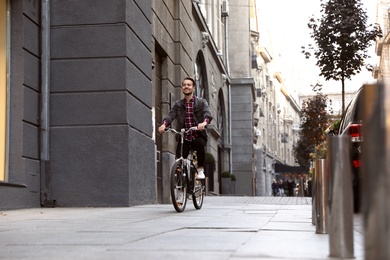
[256,0,379,95]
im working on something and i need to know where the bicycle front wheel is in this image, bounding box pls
[170,162,187,212]
[192,179,204,209]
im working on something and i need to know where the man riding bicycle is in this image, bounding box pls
[158,76,213,180]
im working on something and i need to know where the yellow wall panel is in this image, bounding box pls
[0,0,7,181]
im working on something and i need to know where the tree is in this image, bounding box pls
[293,84,329,169]
[303,0,382,113]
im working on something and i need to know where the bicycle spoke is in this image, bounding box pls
[192,180,204,209]
[170,162,187,212]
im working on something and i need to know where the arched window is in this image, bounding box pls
[194,52,207,99]
[217,91,224,133]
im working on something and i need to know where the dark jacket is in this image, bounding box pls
[163,96,213,141]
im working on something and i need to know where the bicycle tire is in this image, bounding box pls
[170,161,187,212]
[192,179,204,209]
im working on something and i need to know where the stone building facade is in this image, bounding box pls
[250,0,301,196]
[152,0,229,201]
[1,0,304,209]
[1,0,156,209]
[373,0,390,81]
[1,0,232,209]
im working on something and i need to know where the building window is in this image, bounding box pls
[0,0,9,181]
[195,53,206,99]
[217,91,224,133]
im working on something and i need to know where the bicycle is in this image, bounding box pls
[164,126,205,212]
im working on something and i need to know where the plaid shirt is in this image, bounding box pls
[162,95,211,140]
[184,96,197,141]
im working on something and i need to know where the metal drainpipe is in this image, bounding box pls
[40,0,54,206]
[225,15,232,175]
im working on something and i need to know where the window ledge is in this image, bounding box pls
[207,124,221,139]
[0,181,27,188]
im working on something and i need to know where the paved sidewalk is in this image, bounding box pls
[0,196,364,260]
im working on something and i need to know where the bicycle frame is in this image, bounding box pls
[165,126,205,212]
[170,127,197,185]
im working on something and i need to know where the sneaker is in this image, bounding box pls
[196,168,205,179]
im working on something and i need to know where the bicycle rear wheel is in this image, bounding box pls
[192,179,204,209]
[170,162,187,212]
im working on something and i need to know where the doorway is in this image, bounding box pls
[153,52,163,203]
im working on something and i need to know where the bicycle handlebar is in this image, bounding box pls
[164,126,198,134]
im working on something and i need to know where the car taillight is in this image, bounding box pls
[348,124,363,142]
[352,159,361,168]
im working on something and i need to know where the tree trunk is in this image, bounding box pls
[341,75,345,114]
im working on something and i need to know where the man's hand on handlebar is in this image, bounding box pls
[197,121,207,131]
[159,125,201,134]
[158,124,166,134]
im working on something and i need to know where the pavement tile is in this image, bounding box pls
[0,196,364,260]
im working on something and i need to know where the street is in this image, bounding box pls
[0,196,364,260]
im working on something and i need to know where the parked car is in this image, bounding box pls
[338,87,363,212]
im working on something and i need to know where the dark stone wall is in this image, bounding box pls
[231,78,255,196]
[0,0,41,209]
[0,0,156,209]
[49,0,155,206]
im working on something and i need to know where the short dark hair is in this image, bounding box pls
[182,76,196,86]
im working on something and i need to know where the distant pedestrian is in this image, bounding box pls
[283,179,289,195]
[293,179,297,189]
[278,179,285,197]
[271,179,278,196]
[303,180,308,196]
[295,183,300,196]
[287,179,294,197]
[307,178,312,197]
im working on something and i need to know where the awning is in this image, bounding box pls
[274,162,307,173]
